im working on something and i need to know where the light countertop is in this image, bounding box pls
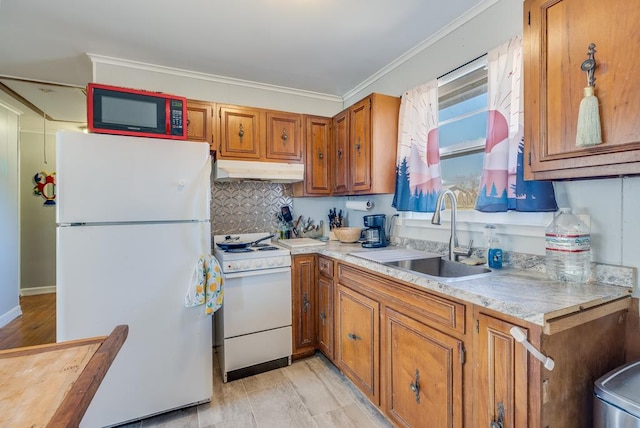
[282,240,634,327]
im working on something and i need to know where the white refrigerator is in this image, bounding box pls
[56,131,213,427]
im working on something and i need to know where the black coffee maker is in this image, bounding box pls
[362,214,388,248]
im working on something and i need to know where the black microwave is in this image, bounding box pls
[87,83,187,140]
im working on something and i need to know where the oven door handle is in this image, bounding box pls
[223,266,291,279]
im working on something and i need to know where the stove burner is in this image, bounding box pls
[256,246,279,251]
[226,248,253,253]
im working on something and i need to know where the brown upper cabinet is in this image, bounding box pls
[294,93,400,197]
[186,100,214,149]
[524,0,640,180]
[332,93,400,195]
[331,109,350,195]
[265,111,303,162]
[217,105,263,160]
[216,104,303,163]
[293,116,332,196]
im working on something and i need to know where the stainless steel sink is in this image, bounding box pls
[384,257,493,282]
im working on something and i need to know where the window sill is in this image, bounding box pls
[396,210,557,255]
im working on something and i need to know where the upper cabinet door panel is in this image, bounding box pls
[332,110,349,195]
[186,100,213,147]
[305,116,332,195]
[349,98,371,192]
[266,111,303,163]
[218,106,262,160]
[525,0,640,179]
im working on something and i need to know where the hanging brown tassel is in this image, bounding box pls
[576,43,602,147]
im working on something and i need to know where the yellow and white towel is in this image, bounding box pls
[185,255,224,315]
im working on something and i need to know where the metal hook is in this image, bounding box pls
[580,43,597,87]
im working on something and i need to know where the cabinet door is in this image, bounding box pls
[266,111,303,162]
[317,271,334,361]
[384,308,463,428]
[524,0,640,179]
[186,100,214,148]
[348,97,371,193]
[304,116,332,195]
[475,314,528,428]
[218,105,262,160]
[292,255,316,358]
[336,283,379,404]
[332,110,349,195]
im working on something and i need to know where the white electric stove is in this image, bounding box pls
[212,233,292,382]
[213,233,291,274]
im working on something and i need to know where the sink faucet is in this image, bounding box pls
[431,189,473,261]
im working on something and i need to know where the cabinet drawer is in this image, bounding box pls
[338,263,465,335]
[318,256,333,278]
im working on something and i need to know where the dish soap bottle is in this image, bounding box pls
[485,224,503,269]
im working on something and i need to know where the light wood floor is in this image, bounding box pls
[0,293,56,351]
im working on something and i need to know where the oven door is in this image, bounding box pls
[222,267,292,338]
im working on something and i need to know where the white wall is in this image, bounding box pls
[0,102,21,327]
[91,58,343,117]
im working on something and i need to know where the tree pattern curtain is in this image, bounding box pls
[392,80,442,212]
[475,35,557,212]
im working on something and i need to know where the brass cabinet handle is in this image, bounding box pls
[337,148,343,159]
[281,129,288,141]
[347,333,361,341]
[238,123,244,138]
[319,311,326,325]
[318,150,323,160]
[489,402,505,428]
[354,139,361,152]
[409,369,420,404]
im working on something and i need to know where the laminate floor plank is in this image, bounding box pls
[0,293,56,351]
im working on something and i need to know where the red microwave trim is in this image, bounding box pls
[87,83,188,140]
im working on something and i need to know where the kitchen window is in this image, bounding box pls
[437,56,488,210]
[398,56,555,255]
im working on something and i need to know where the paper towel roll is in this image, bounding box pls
[346,200,373,211]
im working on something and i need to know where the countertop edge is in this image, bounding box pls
[285,242,633,328]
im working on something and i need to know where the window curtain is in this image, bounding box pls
[392,80,442,212]
[475,35,557,212]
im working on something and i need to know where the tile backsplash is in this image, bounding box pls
[210,181,293,235]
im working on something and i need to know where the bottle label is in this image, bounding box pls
[545,233,590,252]
[488,248,502,269]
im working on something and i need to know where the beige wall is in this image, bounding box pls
[19,130,57,292]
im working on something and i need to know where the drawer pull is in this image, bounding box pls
[347,333,361,341]
[238,123,244,138]
[409,369,420,404]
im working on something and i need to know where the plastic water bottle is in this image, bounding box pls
[545,208,591,283]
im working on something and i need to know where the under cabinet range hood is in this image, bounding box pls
[213,159,304,183]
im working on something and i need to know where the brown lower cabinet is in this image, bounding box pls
[384,308,463,427]
[316,256,334,360]
[336,283,380,404]
[290,254,630,427]
[474,313,529,428]
[291,254,316,359]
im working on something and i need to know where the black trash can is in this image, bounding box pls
[594,360,640,427]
